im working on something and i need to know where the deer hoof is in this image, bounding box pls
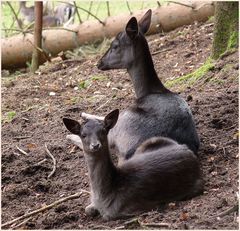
[85,204,99,217]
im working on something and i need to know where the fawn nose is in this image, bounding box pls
[90,143,101,151]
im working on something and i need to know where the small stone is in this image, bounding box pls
[49,92,56,96]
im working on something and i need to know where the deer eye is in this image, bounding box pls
[112,43,119,50]
[81,133,87,138]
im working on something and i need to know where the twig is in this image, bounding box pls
[79,189,90,195]
[140,222,170,228]
[216,203,238,218]
[96,99,111,111]
[11,217,32,229]
[89,224,111,229]
[2,26,78,33]
[126,1,133,15]
[74,1,82,23]
[16,145,29,156]
[6,1,23,30]
[106,1,110,17]
[167,1,194,9]
[157,1,161,7]
[87,1,93,20]
[152,48,173,56]
[44,144,56,178]
[1,191,85,228]
[1,28,32,35]
[124,217,139,225]
[35,158,47,166]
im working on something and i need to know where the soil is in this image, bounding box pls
[1,21,239,230]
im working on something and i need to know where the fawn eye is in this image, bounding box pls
[81,133,87,138]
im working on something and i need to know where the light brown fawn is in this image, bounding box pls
[63,109,203,220]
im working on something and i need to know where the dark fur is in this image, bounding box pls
[98,10,200,157]
[63,112,203,221]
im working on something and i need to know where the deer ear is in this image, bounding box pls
[126,17,138,39]
[104,109,119,131]
[138,9,152,34]
[63,118,81,135]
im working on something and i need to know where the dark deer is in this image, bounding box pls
[95,9,200,160]
[63,109,203,220]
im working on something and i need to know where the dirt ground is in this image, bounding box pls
[1,21,239,230]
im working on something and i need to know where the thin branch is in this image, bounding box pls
[126,1,133,15]
[6,1,23,30]
[152,48,173,56]
[106,1,110,17]
[73,1,82,23]
[1,191,86,228]
[16,145,29,156]
[96,99,111,111]
[216,203,238,218]
[157,1,161,7]
[140,222,170,228]
[87,1,93,20]
[44,144,57,178]
[35,158,47,166]
[11,217,32,229]
[167,1,194,9]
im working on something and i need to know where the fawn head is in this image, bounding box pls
[63,109,119,153]
[97,9,152,70]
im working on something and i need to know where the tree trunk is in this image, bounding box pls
[31,1,43,73]
[212,2,239,59]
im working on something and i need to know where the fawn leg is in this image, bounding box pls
[66,134,83,150]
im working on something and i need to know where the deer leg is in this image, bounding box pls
[85,204,99,217]
[66,134,83,150]
[81,112,104,121]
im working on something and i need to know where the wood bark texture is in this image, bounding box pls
[212,2,239,59]
[31,1,43,72]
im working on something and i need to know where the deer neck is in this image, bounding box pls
[127,40,169,99]
[84,148,116,196]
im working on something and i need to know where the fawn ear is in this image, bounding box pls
[63,118,81,135]
[104,109,119,131]
[138,9,152,34]
[126,17,138,39]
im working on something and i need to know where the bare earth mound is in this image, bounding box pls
[2,21,238,229]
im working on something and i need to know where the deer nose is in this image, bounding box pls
[97,59,108,70]
[90,143,101,151]
[97,60,103,69]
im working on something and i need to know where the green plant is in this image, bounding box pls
[2,111,17,123]
[165,58,215,88]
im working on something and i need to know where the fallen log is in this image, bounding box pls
[2,1,214,69]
